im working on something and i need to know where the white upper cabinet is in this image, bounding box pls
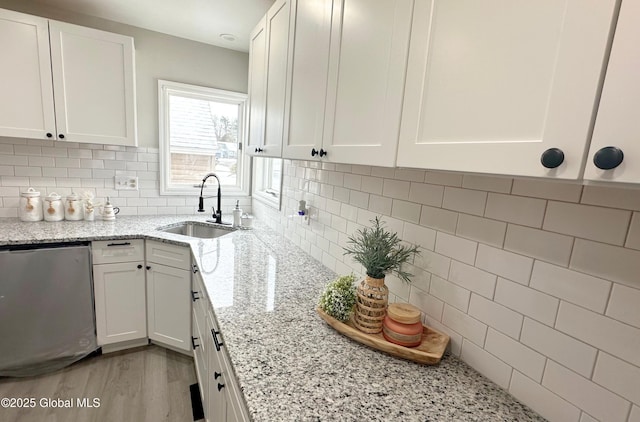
[0,9,56,139]
[247,0,290,158]
[281,0,333,161]
[0,8,137,146]
[321,0,413,166]
[584,0,640,184]
[49,21,137,146]
[397,0,618,179]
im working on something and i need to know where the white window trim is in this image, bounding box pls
[158,79,249,196]
[252,157,283,210]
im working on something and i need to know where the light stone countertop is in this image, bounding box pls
[0,216,545,422]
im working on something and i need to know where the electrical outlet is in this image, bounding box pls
[114,175,139,190]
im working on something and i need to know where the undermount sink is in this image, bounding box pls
[158,221,236,239]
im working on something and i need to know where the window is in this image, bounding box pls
[252,157,283,209]
[158,80,248,195]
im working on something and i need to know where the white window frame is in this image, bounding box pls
[252,157,283,210]
[158,79,249,196]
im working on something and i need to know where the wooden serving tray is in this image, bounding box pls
[316,308,450,365]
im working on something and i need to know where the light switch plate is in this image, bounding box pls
[114,175,139,190]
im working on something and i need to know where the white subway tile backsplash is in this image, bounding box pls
[402,222,436,250]
[495,278,559,326]
[13,145,41,155]
[581,185,640,211]
[1,176,30,186]
[42,167,68,178]
[530,261,611,313]
[419,205,458,234]
[429,276,471,312]
[606,284,640,329]
[424,170,463,187]
[468,294,522,339]
[366,194,392,216]
[627,212,640,250]
[80,159,104,169]
[448,260,497,299]
[0,155,28,166]
[391,199,420,223]
[556,302,640,367]
[442,305,487,346]
[360,176,383,195]
[442,187,487,216]
[460,339,512,389]
[511,178,583,203]
[485,328,546,382]
[476,244,533,285]
[485,193,546,228]
[542,360,631,422]
[27,156,55,167]
[382,179,410,200]
[409,288,442,321]
[370,166,395,178]
[333,186,350,203]
[435,232,477,265]
[509,370,581,422]
[394,168,425,182]
[0,166,14,176]
[571,238,640,289]
[350,165,371,176]
[504,224,573,266]
[455,214,507,248]
[414,248,451,279]
[461,174,513,193]
[14,167,42,177]
[544,201,631,246]
[408,182,444,207]
[92,150,116,160]
[593,352,640,406]
[520,318,597,378]
[54,157,81,168]
[343,173,362,190]
[579,411,599,422]
[68,148,93,159]
[0,144,14,154]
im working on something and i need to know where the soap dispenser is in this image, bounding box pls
[232,200,242,227]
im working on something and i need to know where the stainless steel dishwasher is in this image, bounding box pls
[0,242,98,376]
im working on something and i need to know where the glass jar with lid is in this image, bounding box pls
[43,192,64,222]
[64,192,83,221]
[19,187,44,222]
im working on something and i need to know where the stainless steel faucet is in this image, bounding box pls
[197,173,226,224]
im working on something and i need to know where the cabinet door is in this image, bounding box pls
[93,262,147,345]
[192,308,208,419]
[206,314,226,422]
[146,264,191,352]
[397,0,618,179]
[584,0,640,183]
[281,0,333,161]
[321,0,413,167]
[0,9,56,139]
[247,17,267,154]
[49,20,137,146]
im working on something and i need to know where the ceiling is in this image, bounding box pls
[32,0,275,52]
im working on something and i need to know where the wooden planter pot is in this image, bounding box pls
[353,276,388,333]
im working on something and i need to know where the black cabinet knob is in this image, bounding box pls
[593,146,624,170]
[540,148,564,169]
[46,133,53,138]
[192,264,199,274]
[311,148,318,157]
[254,147,263,153]
[214,371,221,379]
[146,265,151,270]
[137,264,143,269]
[217,383,225,392]
[58,134,65,139]
[319,149,327,157]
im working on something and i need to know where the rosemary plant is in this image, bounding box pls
[343,216,420,283]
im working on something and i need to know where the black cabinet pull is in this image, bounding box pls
[540,148,564,169]
[137,264,143,269]
[254,147,263,153]
[211,329,223,351]
[46,133,53,138]
[191,336,199,349]
[217,383,225,392]
[214,371,221,379]
[191,291,200,302]
[319,148,327,157]
[58,134,65,139]
[192,264,199,274]
[146,265,151,270]
[593,146,624,170]
[107,242,131,247]
[311,148,318,157]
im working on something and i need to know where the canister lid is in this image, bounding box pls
[66,192,80,200]
[21,187,40,197]
[45,192,61,200]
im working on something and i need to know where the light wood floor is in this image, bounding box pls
[0,345,198,422]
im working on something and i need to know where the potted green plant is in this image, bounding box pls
[318,274,357,322]
[343,216,419,333]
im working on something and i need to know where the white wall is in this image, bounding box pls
[253,159,640,422]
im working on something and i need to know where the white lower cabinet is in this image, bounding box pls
[146,240,192,353]
[92,240,147,349]
[193,270,249,422]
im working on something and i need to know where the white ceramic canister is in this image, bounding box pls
[19,187,44,222]
[43,192,64,222]
[64,192,83,221]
